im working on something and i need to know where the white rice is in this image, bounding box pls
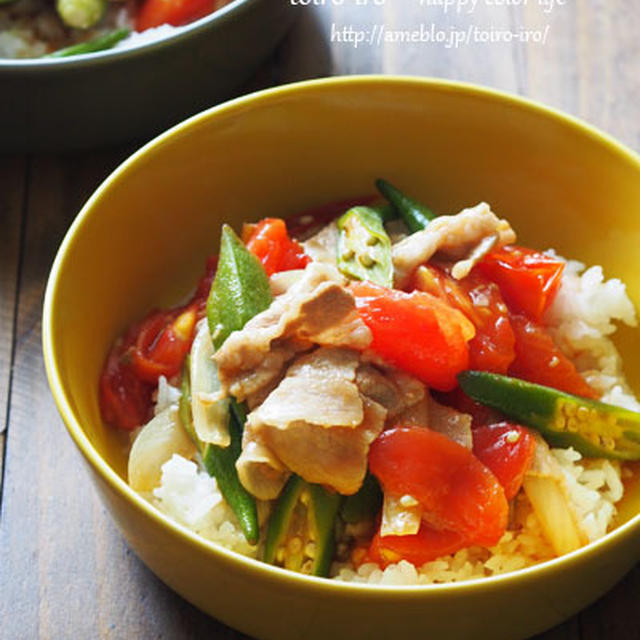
[145,255,637,584]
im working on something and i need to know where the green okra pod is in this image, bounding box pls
[264,475,342,577]
[375,178,436,232]
[458,370,640,460]
[46,28,129,57]
[337,206,393,287]
[207,224,273,350]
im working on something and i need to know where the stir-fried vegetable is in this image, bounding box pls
[522,435,587,555]
[369,426,508,546]
[352,281,475,391]
[476,246,564,322]
[337,206,393,287]
[414,265,516,374]
[100,181,638,579]
[207,225,273,350]
[56,0,105,29]
[180,355,259,543]
[136,0,214,31]
[46,28,130,57]
[472,422,536,499]
[458,371,640,460]
[509,314,597,399]
[264,476,342,577]
[128,406,197,492]
[375,179,436,232]
[244,218,310,276]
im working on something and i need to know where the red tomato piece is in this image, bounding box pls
[509,314,598,399]
[476,245,564,321]
[245,218,310,276]
[351,281,475,391]
[367,525,468,568]
[136,0,214,30]
[99,331,154,431]
[472,423,536,500]
[369,427,508,547]
[285,195,377,239]
[435,387,501,428]
[130,306,197,384]
[413,266,515,374]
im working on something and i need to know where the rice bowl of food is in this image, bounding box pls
[0,0,295,150]
[43,76,640,639]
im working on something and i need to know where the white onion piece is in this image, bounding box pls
[523,435,587,555]
[190,321,230,447]
[128,406,196,492]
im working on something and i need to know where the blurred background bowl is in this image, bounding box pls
[0,0,295,152]
[43,76,640,640]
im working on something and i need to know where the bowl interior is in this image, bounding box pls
[47,76,640,543]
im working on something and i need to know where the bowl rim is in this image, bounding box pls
[43,74,640,596]
[0,0,256,70]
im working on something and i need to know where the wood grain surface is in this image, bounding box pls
[1,3,639,639]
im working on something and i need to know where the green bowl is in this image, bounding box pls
[44,76,640,639]
[0,0,295,152]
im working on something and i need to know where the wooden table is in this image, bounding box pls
[2,3,639,638]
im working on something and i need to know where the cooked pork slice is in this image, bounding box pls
[301,222,339,265]
[269,269,306,296]
[236,435,290,501]
[355,365,425,420]
[395,393,472,449]
[257,397,386,495]
[392,202,516,287]
[245,347,386,495]
[213,263,372,401]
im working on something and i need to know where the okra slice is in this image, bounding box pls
[458,370,640,460]
[337,206,393,287]
[264,476,342,577]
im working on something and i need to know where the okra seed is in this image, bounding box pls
[602,436,616,450]
[555,416,566,431]
[567,418,578,432]
[305,542,316,559]
[577,406,589,420]
[565,403,577,418]
[366,235,379,246]
[301,560,314,574]
[276,547,286,563]
[342,249,355,261]
[288,537,303,555]
[359,253,376,268]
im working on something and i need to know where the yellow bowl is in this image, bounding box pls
[43,76,640,640]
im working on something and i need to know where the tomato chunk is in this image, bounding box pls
[351,282,474,392]
[509,314,598,399]
[476,245,564,321]
[413,266,515,374]
[472,423,536,500]
[367,525,468,568]
[245,218,311,276]
[129,306,197,384]
[369,427,508,547]
[99,326,154,431]
[136,0,214,30]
